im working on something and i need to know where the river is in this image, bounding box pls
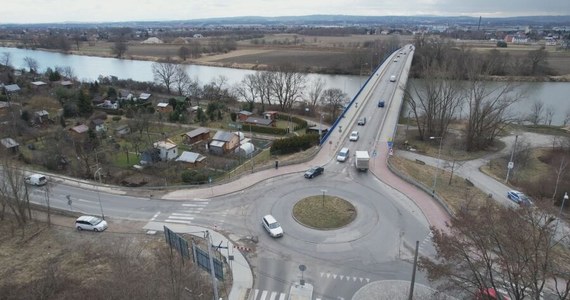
[2,47,570,125]
[0,46,365,100]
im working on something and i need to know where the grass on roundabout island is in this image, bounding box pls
[292,195,356,229]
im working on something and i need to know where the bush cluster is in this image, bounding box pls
[270,134,319,155]
[181,170,209,184]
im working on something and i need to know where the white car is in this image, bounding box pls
[24,173,48,186]
[75,216,108,232]
[349,131,359,141]
[262,215,283,238]
[337,147,350,162]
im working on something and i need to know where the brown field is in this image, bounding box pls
[62,34,570,76]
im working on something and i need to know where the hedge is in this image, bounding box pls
[270,134,319,155]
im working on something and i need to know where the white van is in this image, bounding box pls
[337,147,350,162]
[390,75,396,82]
[25,174,48,186]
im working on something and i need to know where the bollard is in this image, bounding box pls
[275,160,279,169]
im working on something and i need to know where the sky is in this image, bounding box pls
[3,0,570,24]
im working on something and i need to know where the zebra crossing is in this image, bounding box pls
[249,289,287,300]
[163,199,209,225]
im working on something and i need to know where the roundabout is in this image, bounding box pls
[292,195,356,230]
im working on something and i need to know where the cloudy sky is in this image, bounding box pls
[3,0,570,24]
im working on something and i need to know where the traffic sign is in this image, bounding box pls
[508,161,514,169]
[389,148,394,156]
[387,141,394,148]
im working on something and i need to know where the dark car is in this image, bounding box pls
[378,100,385,107]
[507,190,533,206]
[304,166,324,179]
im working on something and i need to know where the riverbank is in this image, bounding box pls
[2,41,569,81]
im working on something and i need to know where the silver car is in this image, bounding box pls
[75,216,108,232]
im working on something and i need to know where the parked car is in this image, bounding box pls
[378,100,385,107]
[349,131,359,141]
[75,215,108,232]
[337,147,350,162]
[357,117,366,126]
[390,75,396,82]
[304,166,324,179]
[262,215,283,238]
[475,287,511,300]
[507,190,532,206]
[24,173,48,186]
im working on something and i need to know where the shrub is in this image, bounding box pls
[270,134,319,155]
[181,170,209,184]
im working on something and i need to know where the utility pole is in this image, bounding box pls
[206,231,219,300]
[408,241,419,300]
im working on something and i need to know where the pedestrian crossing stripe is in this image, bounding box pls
[320,272,370,283]
[250,289,286,300]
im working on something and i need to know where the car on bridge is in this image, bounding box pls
[357,117,366,126]
[349,131,359,141]
[337,147,350,162]
[378,100,385,107]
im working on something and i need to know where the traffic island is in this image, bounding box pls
[292,195,356,230]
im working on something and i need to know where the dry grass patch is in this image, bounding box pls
[390,156,490,213]
[293,195,356,229]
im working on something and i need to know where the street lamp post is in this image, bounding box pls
[319,113,324,145]
[430,136,444,195]
[505,134,519,184]
[555,192,569,235]
[94,168,106,220]
[321,189,327,208]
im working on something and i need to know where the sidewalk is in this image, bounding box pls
[143,222,253,300]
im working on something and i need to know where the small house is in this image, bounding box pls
[114,124,130,136]
[208,131,240,155]
[238,111,253,121]
[263,111,278,121]
[31,81,47,89]
[245,116,273,127]
[175,151,206,164]
[3,84,20,96]
[60,81,74,88]
[153,140,178,161]
[90,119,106,132]
[156,102,173,113]
[139,93,152,101]
[118,90,134,101]
[0,137,19,153]
[34,110,49,124]
[181,127,210,144]
[70,124,89,134]
[235,142,255,157]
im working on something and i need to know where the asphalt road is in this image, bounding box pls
[23,44,437,300]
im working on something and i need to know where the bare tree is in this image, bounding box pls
[563,108,570,127]
[527,47,549,75]
[464,71,522,151]
[253,71,274,112]
[23,56,39,73]
[1,52,12,67]
[405,62,464,141]
[0,160,32,225]
[172,65,191,96]
[269,63,306,111]
[112,39,128,58]
[420,203,570,300]
[545,105,555,126]
[551,156,569,201]
[306,77,325,114]
[152,59,178,94]
[528,99,544,125]
[55,66,76,80]
[234,74,259,111]
[320,88,347,120]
